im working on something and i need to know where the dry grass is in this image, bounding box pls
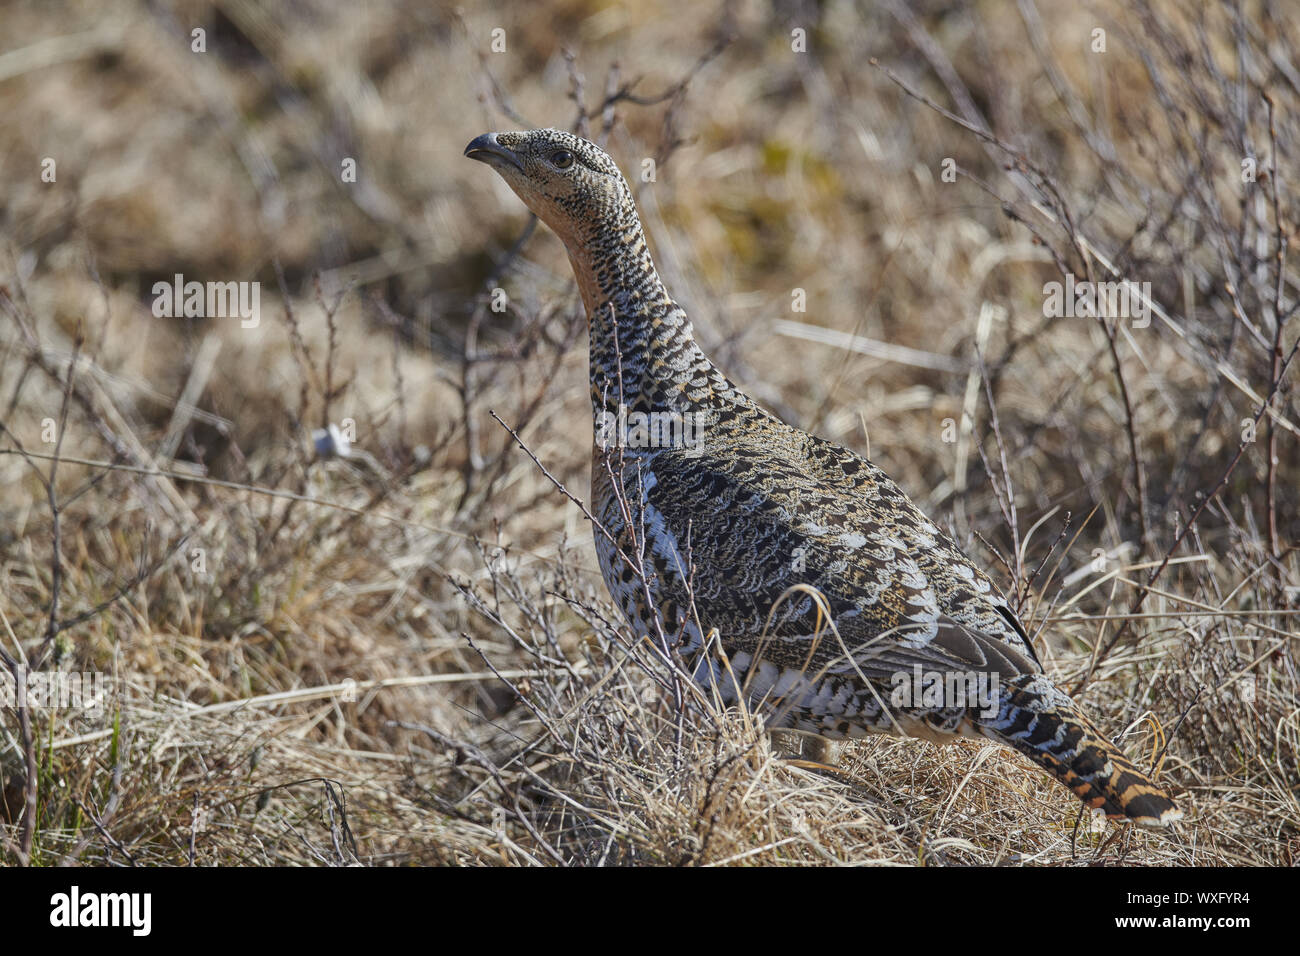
[0,0,1296,865]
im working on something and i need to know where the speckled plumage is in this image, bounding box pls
[466,128,1181,826]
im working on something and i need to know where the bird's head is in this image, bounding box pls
[464,128,634,250]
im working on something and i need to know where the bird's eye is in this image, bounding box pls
[550,149,575,169]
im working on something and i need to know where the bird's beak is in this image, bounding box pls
[464,133,524,172]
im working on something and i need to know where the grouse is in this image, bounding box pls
[465,128,1181,826]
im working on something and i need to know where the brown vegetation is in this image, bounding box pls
[0,0,1296,865]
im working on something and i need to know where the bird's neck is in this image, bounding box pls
[564,224,713,419]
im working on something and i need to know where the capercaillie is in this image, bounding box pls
[466,128,1181,826]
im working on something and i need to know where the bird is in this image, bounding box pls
[465,127,1181,827]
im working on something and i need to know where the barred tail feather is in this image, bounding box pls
[987,679,1182,826]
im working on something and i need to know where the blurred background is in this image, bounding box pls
[0,0,1296,865]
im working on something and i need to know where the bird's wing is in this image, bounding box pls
[623,420,1042,681]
